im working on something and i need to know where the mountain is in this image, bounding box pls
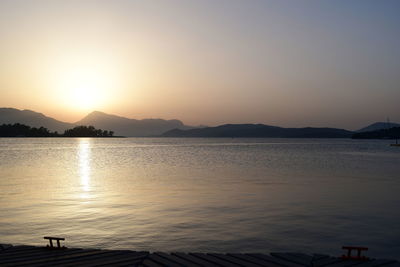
[0,108,191,137]
[162,124,353,138]
[352,127,400,139]
[357,122,400,132]
[76,111,191,137]
[0,108,72,133]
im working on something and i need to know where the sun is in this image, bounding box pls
[68,71,105,110]
[48,50,123,113]
[54,64,114,111]
[72,85,97,110]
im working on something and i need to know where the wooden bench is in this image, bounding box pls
[44,236,66,249]
[342,246,368,260]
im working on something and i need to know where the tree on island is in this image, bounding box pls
[63,126,114,137]
[0,123,114,137]
[0,123,55,137]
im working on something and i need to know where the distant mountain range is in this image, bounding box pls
[77,111,192,137]
[0,108,190,136]
[162,124,353,138]
[0,108,72,133]
[1,107,399,138]
[356,122,400,132]
[164,122,400,138]
[352,127,400,139]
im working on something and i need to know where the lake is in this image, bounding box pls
[0,138,399,259]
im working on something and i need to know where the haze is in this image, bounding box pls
[0,0,399,130]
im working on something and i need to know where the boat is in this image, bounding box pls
[390,139,400,146]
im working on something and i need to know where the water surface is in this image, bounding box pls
[0,138,399,259]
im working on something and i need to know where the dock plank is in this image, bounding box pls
[41,250,139,265]
[356,259,399,267]
[271,252,313,266]
[94,257,146,267]
[148,253,184,267]
[190,252,242,267]
[248,253,304,267]
[383,263,400,267]
[155,252,201,266]
[94,252,148,267]
[0,248,88,264]
[0,246,51,257]
[208,253,262,267]
[0,247,84,261]
[1,249,114,266]
[0,244,12,251]
[1,244,399,266]
[59,251,147,267]
[0,248,54,261]
[323,260,367,267]
[141,258,165,267]
[313,256,344,267]
[229,253,283,267]
[313,254,331,261]
[1,245,36,251]
[172,252,220,267]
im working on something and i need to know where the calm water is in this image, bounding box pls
[0,138,399,259]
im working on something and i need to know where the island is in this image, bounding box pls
[0,123,115,137]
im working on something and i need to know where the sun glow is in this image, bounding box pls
[59,66,113,111]
[48,51,122,113]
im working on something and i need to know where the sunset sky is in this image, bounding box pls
[0,0,399,129]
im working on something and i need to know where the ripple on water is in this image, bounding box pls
[0,138,399,259]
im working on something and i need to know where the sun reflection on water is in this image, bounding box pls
[78,139,91,197]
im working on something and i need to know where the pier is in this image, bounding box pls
[1,243,399,266]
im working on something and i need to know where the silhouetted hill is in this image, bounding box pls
[352,127,400,139]
[162,124,353,138]
[77,111,192,137]
[0,108,72,133]
[0,108,193,137]
[357,122,400,132]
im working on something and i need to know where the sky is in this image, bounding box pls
[0,0,399,130]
